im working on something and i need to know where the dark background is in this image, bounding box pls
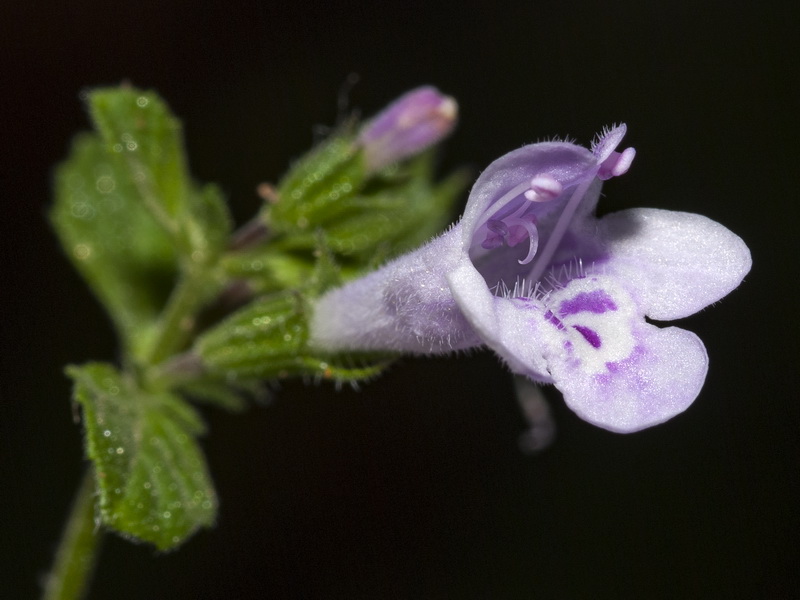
[3,1,799,598]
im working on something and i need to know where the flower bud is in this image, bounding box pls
[358,86,457,171]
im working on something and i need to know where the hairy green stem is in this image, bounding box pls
[147,267,215,366]
[42,470,102,600]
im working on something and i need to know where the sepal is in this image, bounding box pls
[234,151,465,295]
[194,291,392,383]
[177,378,257,413]
[267,131,366,234]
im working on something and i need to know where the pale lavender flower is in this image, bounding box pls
[311,125,751,433]
[358,86,458,171]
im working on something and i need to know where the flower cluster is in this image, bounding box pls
[310,124,751,433]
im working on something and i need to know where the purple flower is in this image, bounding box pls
[311,125,751,433]
[358,86,458,171]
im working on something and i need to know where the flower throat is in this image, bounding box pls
[477,173,596,286]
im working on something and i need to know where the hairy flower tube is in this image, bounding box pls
[310,125,751,433]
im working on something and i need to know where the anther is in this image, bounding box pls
[597,147,636,180]
[524,174,563,202]
[487,220,509,237]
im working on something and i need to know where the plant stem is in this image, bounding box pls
[42,470,102,600]
[147,267,216,366]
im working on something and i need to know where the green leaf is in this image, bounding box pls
[185,183,232,265]
[68,363,216,550]
[89,87,190,225]
[52,87,235,359]
[88,86,232,260]
[51,134,177,359]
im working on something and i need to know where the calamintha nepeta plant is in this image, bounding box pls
[44,83,749,599]
[44,83,463,600]
[311,125,751,432]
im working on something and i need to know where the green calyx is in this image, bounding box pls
[193,289,393,384]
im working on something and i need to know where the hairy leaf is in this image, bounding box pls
[51,134,177,358]
[68,363,216,550]
[88,87,232,258]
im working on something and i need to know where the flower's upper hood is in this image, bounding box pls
[462,141,600,242]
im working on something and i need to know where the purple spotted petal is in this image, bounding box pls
[449,272,709,432]
[531,275,706,432]
[553,325,707,433]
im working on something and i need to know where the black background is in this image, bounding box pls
[3,1,799,598]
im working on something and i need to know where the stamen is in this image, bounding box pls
[487,219,509,236]
[517,219,539,265]
[524,174,563,202]
[475,173,563,264]
[481,219,509,249]
[474,180,537,233]
[474,174,562,233]
[503,202,534,246]
[526,177,595,284]
[598,147,636,180]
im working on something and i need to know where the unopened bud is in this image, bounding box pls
[358,86,457,171]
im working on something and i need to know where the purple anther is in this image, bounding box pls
[481,219,509,249]
[598,147,636,181]
[487,219,509,237]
